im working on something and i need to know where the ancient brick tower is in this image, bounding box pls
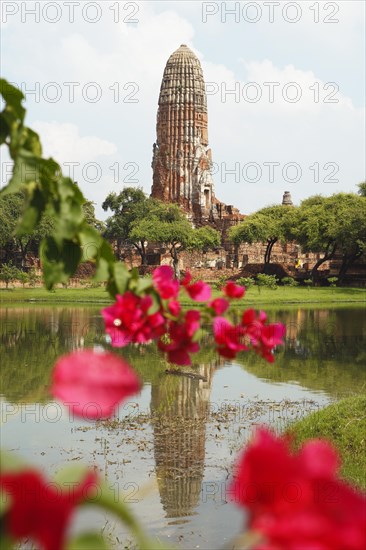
[151,44,215,222]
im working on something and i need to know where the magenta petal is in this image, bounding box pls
[153,265,174,282]
[51,349,141,419]
[186,281,212,302]
[168,349,192,366]
[209,298,229,315]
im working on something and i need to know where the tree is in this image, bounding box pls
[330,194,366,284]
[82,200,104,232]
[0,262,18,288]
[291,195,338,281]
[102,188,163,265]
[229,205,296,270]
[0,192,54,267]
[130,204,220,277]
[357,182,366,197]
[292,193,366,283]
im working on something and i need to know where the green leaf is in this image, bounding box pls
[79,224,115,282]
[133,276,153,295]
[22,127,42,156]
[16,186,46,235]
[192,328,208,343]
[95,241,115,282]
[40,237,82,289]
[147,292,161,315]
[113,262,131,294]
[0,489,11,518]
[0,450,27,473]
[2,151,42,195]
[0,533,14,550]
[0,79,25,132]
[0,113,10,145]
[130,267,139,280]
[0,79,24,110]
[66,532,110,550]
[53,464,91,487]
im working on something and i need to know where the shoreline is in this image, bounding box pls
[1,286,365,307]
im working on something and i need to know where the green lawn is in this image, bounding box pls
[287,395,366,490]
[0,285,365,306]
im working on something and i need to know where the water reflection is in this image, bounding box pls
[239,307,366,398]
[151,362,218,519]
[1,306,365,403]
[1,306,365,528]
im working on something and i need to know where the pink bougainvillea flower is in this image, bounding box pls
[0,468,98,550]
[181,271,192,286]
[186,280,212,301]
[260,323,286,348]
[181,271,212,302]
[242,308,267,345]
[208,297,229,315]
[230,427,366,550]
[102,292,165,347]
[213,317,247,359]
[241,309,285,363]
[223,281,245,299]
[51,349,141,419]
[152,265,179,300]
[158,310,200,365]
[168,299,181,317]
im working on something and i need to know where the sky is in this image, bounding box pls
[1,0,365,219]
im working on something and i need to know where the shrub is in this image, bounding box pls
[281,276,299,287]
[213,275,228,291]
[236,276,255,289]
[304,278,312,290]
[28,268,41,287]
[16,269,29,288]
[0,262,19,289]
[256,273,278,292]
[328,276,338,287]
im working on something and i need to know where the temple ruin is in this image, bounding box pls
[151,44,241,227]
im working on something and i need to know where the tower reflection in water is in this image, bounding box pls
[150,361,219,521]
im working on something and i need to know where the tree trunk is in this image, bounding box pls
[337,251,361,285]
[17,239,27,269]
[134,242,147,266]
[140,241,147,266]
[311,243,337,282]
[233,243,239,268]
[171,246,180,279]
[264,239,277,273]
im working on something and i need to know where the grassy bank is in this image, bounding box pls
[0,285,365,306]
[288,395,366,490]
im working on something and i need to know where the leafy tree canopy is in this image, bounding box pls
[357,181,366,197]
[229,204,296,264]
[130,203,220,275]
[292,193,366,280]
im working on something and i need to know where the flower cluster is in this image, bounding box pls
[102,292,165,347]
[213,309,285,362]
[158,310,201,366]
[48,267,285,420]
[0,469,98,550]
[230,428,366,550]
[103,266,285,367]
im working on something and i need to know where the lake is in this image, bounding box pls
[1,305,365,548]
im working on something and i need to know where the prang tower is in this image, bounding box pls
[151,44,215,223]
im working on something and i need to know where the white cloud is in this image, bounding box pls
[32,122,117,163]
[1,1,364,215]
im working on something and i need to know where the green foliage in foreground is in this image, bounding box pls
[288,395,366,490]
